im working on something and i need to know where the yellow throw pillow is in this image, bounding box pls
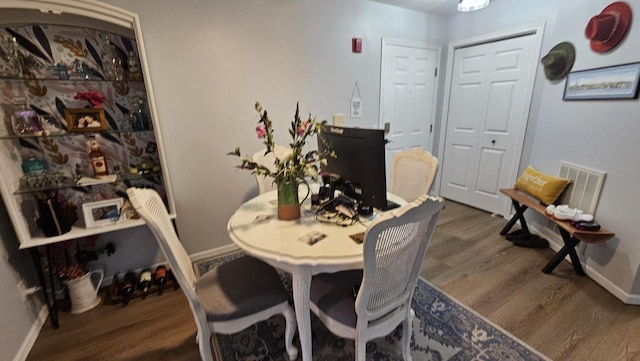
[514,165,571,205]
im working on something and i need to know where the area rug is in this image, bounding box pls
[195,253,550,361]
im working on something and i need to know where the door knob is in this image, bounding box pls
[491,140,496,145]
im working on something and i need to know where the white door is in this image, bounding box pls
[380,39,439,185]
[439,33,537,215]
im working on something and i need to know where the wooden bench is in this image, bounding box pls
[500,188,615,275]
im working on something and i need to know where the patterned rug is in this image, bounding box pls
[195,253,549,361]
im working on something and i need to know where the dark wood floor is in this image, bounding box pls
[27,200,640,361]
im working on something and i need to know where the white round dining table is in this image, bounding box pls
[227,189,404,361]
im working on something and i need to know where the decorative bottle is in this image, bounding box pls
[121,272,136,305]
[88,136,108,177]
[102,35,124,81]
[127,51,142,81]
[138,269,152,295]
[21,154,45,174]
[155,265,167,295]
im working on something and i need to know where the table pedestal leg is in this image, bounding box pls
[292,266,312,361]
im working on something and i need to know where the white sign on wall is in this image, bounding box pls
[350,81,362,118]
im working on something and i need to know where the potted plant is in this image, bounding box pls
[228,102,334,220]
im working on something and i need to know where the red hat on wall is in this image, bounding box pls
[585,2,632,53]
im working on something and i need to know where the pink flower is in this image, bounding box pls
[74,91,105,108]
[296,121,310,136]
[256,125,267,139]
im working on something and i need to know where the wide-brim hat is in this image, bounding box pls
[585,2,632,53]
[540,42,575,80]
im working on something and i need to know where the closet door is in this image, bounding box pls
[439,34,536,215]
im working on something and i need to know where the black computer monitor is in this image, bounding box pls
[317,125,390,210]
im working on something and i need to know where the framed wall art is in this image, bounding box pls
[64,108,107,132]
[564,62,640,100]
[82,198,124,228]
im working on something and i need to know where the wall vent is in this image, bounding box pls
[543,162,606,233]
[557,161,606,215]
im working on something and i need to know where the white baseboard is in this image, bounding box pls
[189,244,240,263]
[531,225,640,305]
[13,305,48,361]
[101,244,240,287]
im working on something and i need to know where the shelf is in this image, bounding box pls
[13,171,163,194]
[18,212,176,249]
[0,75,145,83]
[1,20,174,252]
[0,128,154,140]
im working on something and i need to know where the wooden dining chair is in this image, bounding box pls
[252,144,292,194]
[309,195,444,361]
[126,187,298,361]
[390,148,438,202]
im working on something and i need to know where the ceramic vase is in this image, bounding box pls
[66,269,104,314]
[277,181,300,220]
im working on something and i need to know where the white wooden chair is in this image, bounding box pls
[309,195,444,361]
[126,188,298,361]
[390,148,438,202]
[252,144,292,194]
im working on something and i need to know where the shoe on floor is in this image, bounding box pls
[514,234,548,249]
[506,229,530,242]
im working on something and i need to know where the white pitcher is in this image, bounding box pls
[66,269,104,314]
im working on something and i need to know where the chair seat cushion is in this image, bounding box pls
[195,256,289,322]
[310,270,363,328]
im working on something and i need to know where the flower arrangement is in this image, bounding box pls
[74,90,104,108]
[228,102,333,187]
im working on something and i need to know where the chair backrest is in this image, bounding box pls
[356,195,443,324]
[390,148,438,202]
[252,144,292,194]
[127,188,214,357]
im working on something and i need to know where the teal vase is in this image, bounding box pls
[277,181,300,220]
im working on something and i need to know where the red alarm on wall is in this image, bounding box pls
[352,38,362,53]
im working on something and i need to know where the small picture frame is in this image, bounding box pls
[82,198,125,228]
[64,108,107,132]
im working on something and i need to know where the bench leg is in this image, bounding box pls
[542,229,585,276]
[499,199,530,236]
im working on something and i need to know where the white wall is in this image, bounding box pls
[2,3,445,359]
[3,0,640,359]
[446,0,640,300]
[0,200,44,361]
[102,0,446,255]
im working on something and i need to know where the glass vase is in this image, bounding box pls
[277,181,300,220]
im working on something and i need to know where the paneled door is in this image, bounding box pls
[439,33,536,215]
[380,38,439,185]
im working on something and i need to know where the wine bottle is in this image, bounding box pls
[88,136,108,177]
[155,265,167,295]
[121,272,136,305]
[138,269,152,295]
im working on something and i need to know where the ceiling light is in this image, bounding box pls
[457,0,490,12]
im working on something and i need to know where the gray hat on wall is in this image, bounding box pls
[540,42,576,80]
